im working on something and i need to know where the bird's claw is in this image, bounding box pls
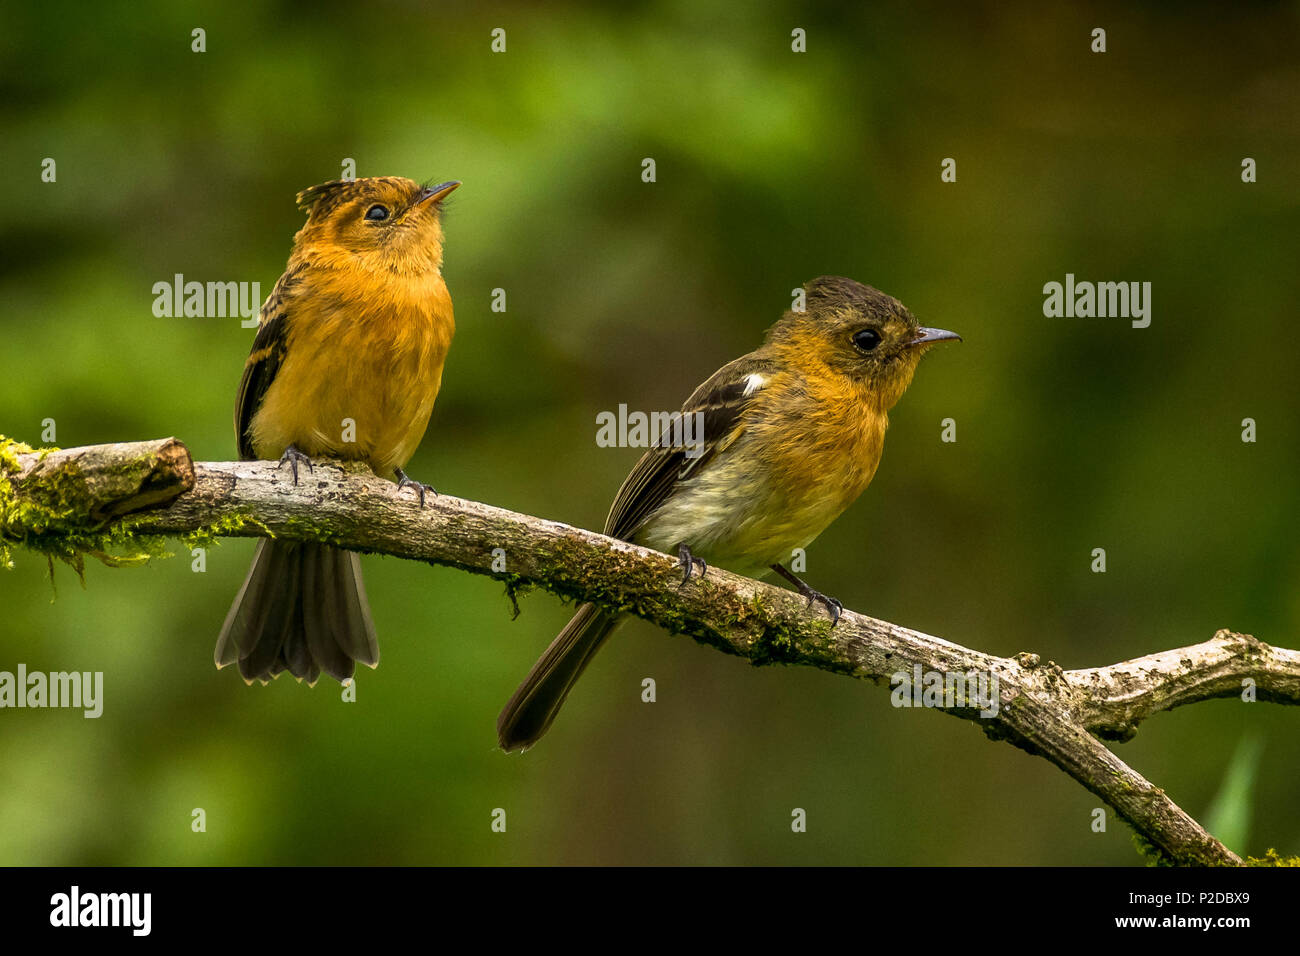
[395,468,437,507]
[802,588,843,627]
[276,445,314,485]
[677,543,707,587]
[770,563,844,627]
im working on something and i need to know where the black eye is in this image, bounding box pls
[364,204,389,222]
[852,329,882,353]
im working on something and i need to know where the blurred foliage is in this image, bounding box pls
[1204,732,1262,855]
[1,0,1298,864]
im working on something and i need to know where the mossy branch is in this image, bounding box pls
[4,436,1299,867]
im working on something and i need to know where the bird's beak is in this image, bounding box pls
[418,180,461,205]
[910,327,962,347]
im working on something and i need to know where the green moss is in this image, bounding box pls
[528,536,670,613]
[0,436,38,471]
[1130,829,1300,867]
[180,511,273,550]
[1243,849,1300,867]
[0,435,170,575]
[2,436,292,582]
[1131,831,1176,867]
[504,532,840,668]
[502,576,534,619]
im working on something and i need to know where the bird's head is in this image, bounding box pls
[768,276,960,409]
[291,176,460,276]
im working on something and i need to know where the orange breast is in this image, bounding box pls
[635,365,889,573]
[250,268,453,476]
[762,367,887,514]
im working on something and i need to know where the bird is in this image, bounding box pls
[216,175,460,685]
[497,276,959,750]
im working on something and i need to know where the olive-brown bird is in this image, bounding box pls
[497,276,959,750]
[216,175,460,685]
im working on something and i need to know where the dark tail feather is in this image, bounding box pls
[216,540,379,685]
[497,603,620,752]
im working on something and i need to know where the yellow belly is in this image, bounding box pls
[249,277,452,476]
[636,392,887,574]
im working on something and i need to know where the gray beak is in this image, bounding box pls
[910,327,962,347]
[418,180,461,205]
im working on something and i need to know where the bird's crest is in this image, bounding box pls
[295,180,356,217]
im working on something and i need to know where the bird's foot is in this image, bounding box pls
[799,585,843,626]
[677,543,707,587]
[771,564,843,626]
[395,468,437,507]
[276,445,314,485]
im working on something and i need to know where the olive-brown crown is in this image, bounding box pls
[765,276,949,408]
[290,176,455,275]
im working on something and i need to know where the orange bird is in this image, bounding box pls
[216,175,459,685]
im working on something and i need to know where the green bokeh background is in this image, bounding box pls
[2,1,1297,865]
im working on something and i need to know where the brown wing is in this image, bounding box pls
[233,267,303,460]
[604,353,776,540]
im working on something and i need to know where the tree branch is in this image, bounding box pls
[5,437,1298,866]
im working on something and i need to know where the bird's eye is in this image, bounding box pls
[364,204,389,222]
[852,329,882,353]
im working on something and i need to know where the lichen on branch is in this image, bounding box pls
[4,435,1299,867]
